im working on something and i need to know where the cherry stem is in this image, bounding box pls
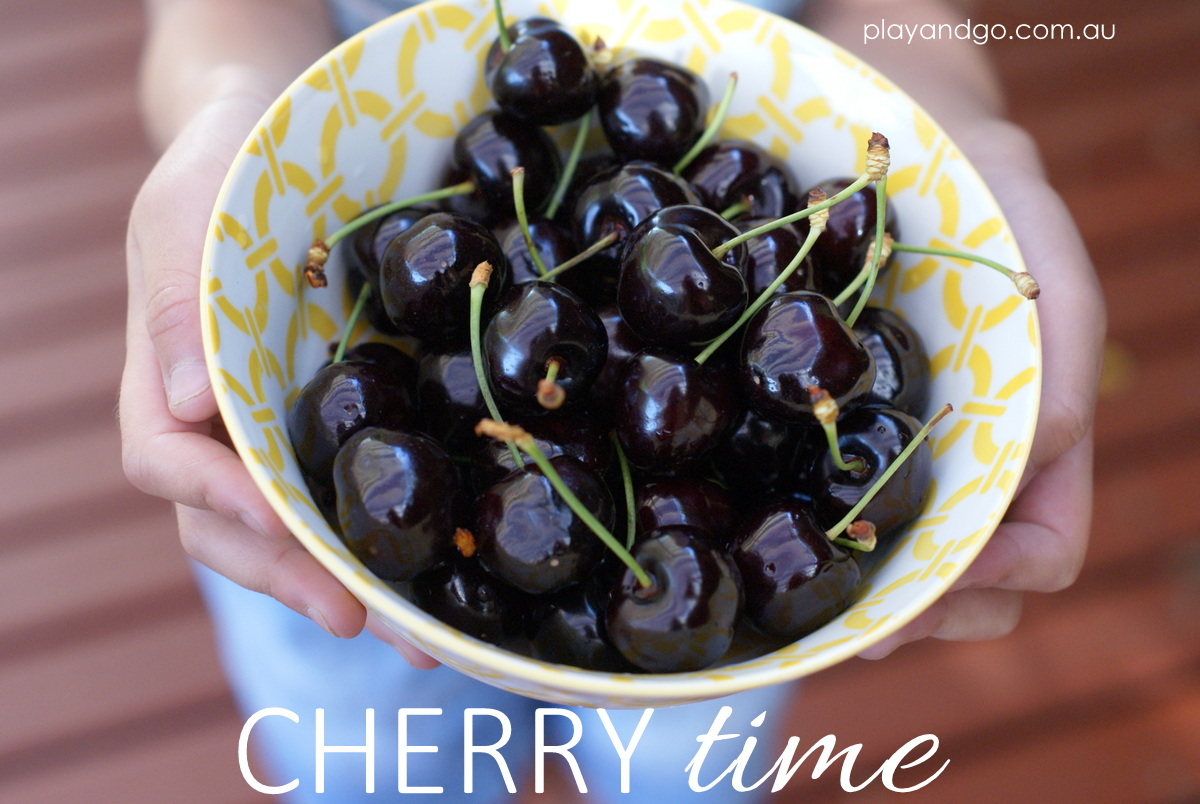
[538,231,619,280]
[536,357,566,409]
[331,283,372,363]
[469,263,522,465]
[511,167,550,278]
[845,176,889,328]
[833,521,877,553]
[326,180,475,250]
[824,403,953,545]
[890,242,1041,299]
[673,72,738,175]
[476,420,653,588]
[544,107,593,220]
[720,199,750,220]
[832,233,892,307]
[610,432,636,550]
[491,0,511,52]
[809,386,866,473]
[712,173,870,259]
[693,193,826,366]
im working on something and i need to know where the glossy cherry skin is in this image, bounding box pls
[475,456,615,594]
[570,160,700,287]
[452,110,562,216]
[736,217,817,297]
[484,17,598,126]
[333,427,462,582]
[808,177,899,297]
[853,307,932,418]
[740,291,876,423]
[712,407,816,503]
[617,205,748,349]
[634,477,736,547]
[287,358,419,519]
[494,215,578,285]
[731,503,860,639]
[411,558,528,647]
[680,140,802,219]
[528,582,635,671]
[606,527,741,673]
[598,58,710,166]
[380,212,508,346]
[345,206,435,335]
[416,347,487,456]
[613,350,737,471]
[808,405,932,542]
[471,410,615,492]
[484,281,607,412]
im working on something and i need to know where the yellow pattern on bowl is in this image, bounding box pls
[200,0,1040,708]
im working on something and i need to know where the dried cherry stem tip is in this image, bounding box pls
[834,521,877,553]
[305,242,330,288]
[536,357,566,410]
[865,133,891,182]
[824,403,953,543]
[470,261,494,288]
[808,385,866,473]
[454,528,477,558]
[474,418,653,588]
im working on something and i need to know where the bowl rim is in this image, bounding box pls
[200,0,1042,702]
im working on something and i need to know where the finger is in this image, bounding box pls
[126,96,268,422]
[177,504,366,639]
[952,433,1093,594]
[365,612,442,670]
[121,305,286,543]
[858,588,1024,660]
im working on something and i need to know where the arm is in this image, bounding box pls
[805,0,1106,655]
[121,0,437,665]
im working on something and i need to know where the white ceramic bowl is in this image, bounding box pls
[201,0,1040,707]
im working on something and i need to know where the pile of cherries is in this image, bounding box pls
[284,8,1022,674]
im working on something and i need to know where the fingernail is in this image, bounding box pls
[167,361,212,409]
[305,606,337,637]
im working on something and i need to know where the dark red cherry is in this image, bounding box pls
[568,160,700,301]
[452,110,561,216]
[336,342,420,384]
[617,205,748,349]
[808,177,899,297]
[740,291,876,423]
[287,359,418,519]
[493,215,578,285]
[589,303,647,412]
[713,407,816,502]
[808,406,932,542]
[344,206,435,336]
[528,582,635,671]
[735,217,817,297]
[484,17,598,126]
[613,350,736,471]
[411,558,527,647]
[633,477,736,547]
[379,212,509,346]
[416,347,487,456]
[680,140,802,219]
[606,527,741,673]
[597,58,710,166]
[471,410,615,492]
[731,503,860,639]
[333,427,462,582]
[853,307,932,418]
[483,281,607,412]
[475,456,615,594]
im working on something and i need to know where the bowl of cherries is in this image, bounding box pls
[201,0,1042,708]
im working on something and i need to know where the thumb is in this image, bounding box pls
[127,95,267,422]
